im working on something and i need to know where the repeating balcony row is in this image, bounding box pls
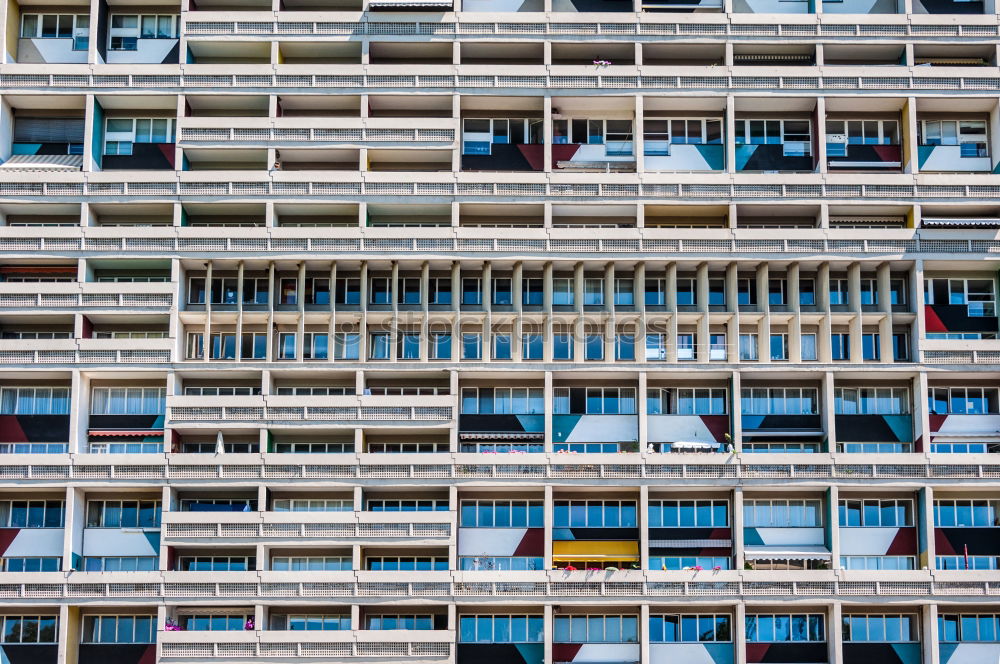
[0,578,997,599]
[182,19,1000,38]
[180,127,454,145]
[4,180,1000,201]
[7,72,1000,92]
[160,641,448,660]
[2,461,999,481]
[3,234,1000,257]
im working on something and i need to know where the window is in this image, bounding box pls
[522,278,543,306]
[272,556,351,571]
[0,387,70,415]
[104,118,175,156]
[461,388,544,415]
[177,556,253,572]
[650,556,730,571]
[585,335,604,361]
[932,442,1000,454]
[460,500,544,528]
[862,333,880,361]
[462,333,482,360]
[646,388,727,415]
[552,119,634,157]
[334,278,360,305]
[21,14,89,49]
[583,278,604,306]
[553,615,638,643]
[826,120,899,156]
[522,334,543,360]
[926,278,997,317]
[553,278,575,305]
[369,277,391,304]
[553,500,637,528]
[770,333,787,360]
[839,499,913,527]
[397,332,420,360]
[90,387,164,415]
[493,334,512,360]
[553,387,636,414]
[645,279,665,306]
[398,277,420,305]
[800,279,816,305]
[934,499,1000,527]
[272,441,354,453]
[462,278,482,305]
[367,441,448,453]
[303,333,328,360]
[277,332,297,360]
[85,500,160,528]
[493,278,512,305]
[649,615,731,642]
[462,118,542,154]
[82,616,155,643]
[920,120,989,158]
[0,501,63,528]
[830,333,849,361]
[735,120,812,156]
[369,333,391,360]
[648,500,728,527]
[459,555,543,571]
[554,333,573,360]
[0,616,58,643]
[937,555,1000,570]
[835,388,909,414]
[677,333,695,360]
[272,499,352,512]
[367,499,448,512]
[3,557,61,572]
[830,279,849,306]
[365,615,443,630]
[366,556,448,571]
[738,334,758,361]
[643,118,724,155]
[614,278,634,305]
[645,334,666,361]
[179,614,252,631]
[332,333,359,360]
[744,499,822,527]
[677,278,696,306]
[108,14,176,50]
[928,387,1000,415]
[939,614,1000,642]
[83,556,157,572]
[746,615,825,642]
[429,278,451,305]
[271,614,351,631]
[615,334,635,361]
[459,615,544,643]
[801,333,817,361]
[840,556,914,571]
[740,388,818,415]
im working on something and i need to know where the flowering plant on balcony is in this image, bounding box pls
[244,618,255,631]
[690,565,703,571]
[593,58,612,68]
[164,619,182,631]
[713,566,722,571]
[563,564,577,571]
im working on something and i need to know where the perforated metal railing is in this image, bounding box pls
[2,579,997,602]
[4,72,999,92]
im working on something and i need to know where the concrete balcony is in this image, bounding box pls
[0,282,174,310]
[0,337,174,365]
[167,403,453,425]
[179,117,457,148]
[161,510,452,541]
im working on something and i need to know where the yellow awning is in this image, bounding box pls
[552,541,639,560]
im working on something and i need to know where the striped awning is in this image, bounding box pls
[89,429,164,437]
[0,154,83,171]
[745,546,830,560]
[923,218,1000,228]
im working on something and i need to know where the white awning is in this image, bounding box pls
[650,539,733,548]
[744,546,831,560]
[0,154,83,171]
[670,441,719,450]
[930,433,1000,442]
[742,429,823,438]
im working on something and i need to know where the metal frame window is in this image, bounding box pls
[108,14,177,50]
[0,387,70,415]
[826,120,899,156]
[740,388,818,415]
[648,500,728,527]
[178,556,254,571]
[461,387,544,414]
[928,387,1000,415]
[840,555,914,570]
[835,387,909,414]
[746,614,825,642]
[85,500,160,528]
[643,118,723,156]
[20,13,88,49]
[272,499,352,511]
[82,615,155,643]
[462,118,543,155]
[91,387,164,414]
[0,500,64,528]
[842,615,917,643]
[104,118,176,155]
[270,614,351,631]
[271,556,350,571]
[553,387,636,414]
[0,616,58,643]
[735,119,812,156]
[553,500,637,528]
[743,499,823,527]
[646,388,727,415]
[649,614,731,642]
[459,615,544,643]
[83,556,157,572]
[365,556,449,571]
[273,441,353,453]
[366,499,448,512]
[839,499,913,527]
[553,119,635,157]
[460,500,544,528]
[553,615,639,643]
[934,499,1000,527]
[179,613,253,631]
[919,120,989,157]
[938,614,1000,642]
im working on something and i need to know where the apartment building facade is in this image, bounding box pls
[1,0,1000,661]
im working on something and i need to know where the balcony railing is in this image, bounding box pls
[2,459,999,482]
[179,127,455,144]
[162,521,450,539]
[160,640,451,659]
[168,405,453,421]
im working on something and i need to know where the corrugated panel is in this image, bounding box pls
[12,117,85,143]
